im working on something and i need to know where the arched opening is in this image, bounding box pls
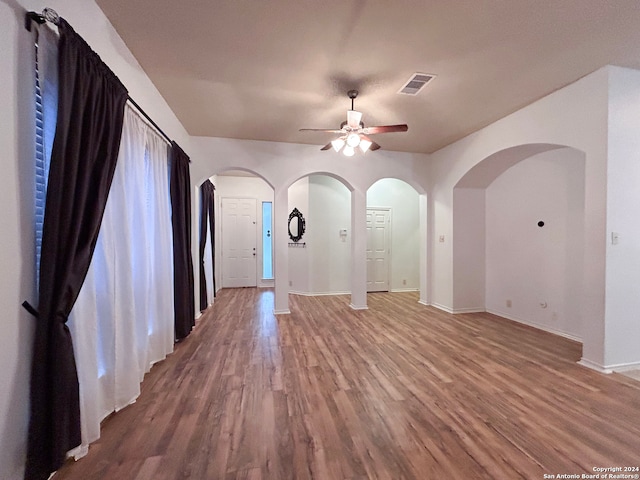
[453,144,586,342]
[366,178,421,295]
[202,169,275,300]
[287,173,352,295]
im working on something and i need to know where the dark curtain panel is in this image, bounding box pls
[25,19,128,480]
[170,141,196,340]
[199,180,216,311]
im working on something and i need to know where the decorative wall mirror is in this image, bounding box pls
[288,208,306,242]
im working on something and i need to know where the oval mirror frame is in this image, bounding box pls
[288,208,306,242]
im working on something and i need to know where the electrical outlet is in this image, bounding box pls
[289,280,292,287]
[403,279,407,286]
[506,299,512,308]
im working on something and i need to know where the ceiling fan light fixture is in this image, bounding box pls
[343,145,355,157]
[359,138,372,153]
[331,137,346,152]
[346,133,361,148]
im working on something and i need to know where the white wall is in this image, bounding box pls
[429,66,609,368]
[485,148,585,341]
[604,66,640,368]
[308,175,351,294]
[213,175,275,289]
[367,178,420,291]
[287,175,352,295]
[434,66,640,371]
[452,188,485,312]
[0,1,192,477]
[287,176,310,292]
[1,4,36,478]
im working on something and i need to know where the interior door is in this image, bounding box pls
[221,197,257,288]
[366,208,391,292]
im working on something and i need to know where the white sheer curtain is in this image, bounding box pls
[204,217,215,306]
[68,105,175,454]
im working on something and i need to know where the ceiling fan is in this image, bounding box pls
[299,90,408,156]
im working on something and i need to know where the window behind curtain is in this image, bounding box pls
[34,27,58,290]
[34,29,175,457]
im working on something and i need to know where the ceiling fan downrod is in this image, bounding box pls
[347,89,358,110]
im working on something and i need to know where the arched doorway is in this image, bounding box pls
[287,173,352,295]
[453,144,586,341]
[366,178,421,294]
[203,169,275,299]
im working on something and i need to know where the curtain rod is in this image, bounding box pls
[26,8,177,149]
[126,97,173,145]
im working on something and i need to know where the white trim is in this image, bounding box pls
[451,307,486,314]
[486,309,582,343]
[67,444,88,461]
[430,302,454,314]
[273,309,291,315]
[390,288,420,293]
[610,361,640,372]
[418,299,429,306]
[194,312,203,319]
[578,358,612,374]
[349,303,369,310]
[289,290,351,296]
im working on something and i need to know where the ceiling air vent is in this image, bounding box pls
[397,73,436,96]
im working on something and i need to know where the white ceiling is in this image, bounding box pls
[96,0,640,154]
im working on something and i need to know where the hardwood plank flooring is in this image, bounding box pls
[53,289,640,480]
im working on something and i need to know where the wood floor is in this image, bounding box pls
[53,289,640,480]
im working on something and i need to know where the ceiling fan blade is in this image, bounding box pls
[362,124,408,135]
[299,128,345,133]
[360,134,381,151]
[347,110,363,129]
[320,142,332,151]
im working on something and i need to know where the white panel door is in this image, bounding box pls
[366,208,390,292]
[222,198,257,288]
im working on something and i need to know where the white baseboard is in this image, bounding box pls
[430,302,454,314]
[273,309,291,315]
[389,288,420,293]
[349,303,369,310]
[578,358,640,374]
[452,307,486,314]
[609,361,640,372]
[289,290,350,296]
[578,358,612,374]
[486,308,582,343]
[418,299,429,306]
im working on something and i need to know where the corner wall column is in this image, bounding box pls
[273,187,290,314]
[350,188,367,309]
[419,193,428,305]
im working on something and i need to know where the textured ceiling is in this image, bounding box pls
[96,0,640,154]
